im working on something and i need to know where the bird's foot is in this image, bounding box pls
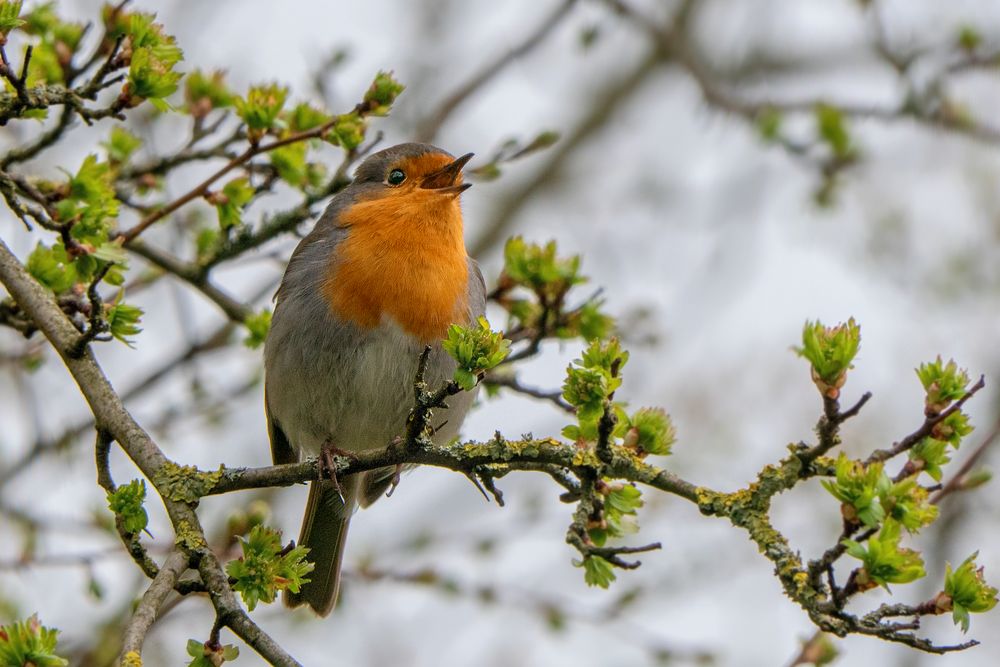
[319,441,357,504]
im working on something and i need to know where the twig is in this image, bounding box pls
[119,550,189,662]
[865,376,986,465]
[931,417,1000,504]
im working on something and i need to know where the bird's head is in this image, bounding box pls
[345,143,473,230]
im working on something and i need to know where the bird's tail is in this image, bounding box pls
[284,477,357,616]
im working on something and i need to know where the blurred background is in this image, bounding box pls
[1,0,999,665]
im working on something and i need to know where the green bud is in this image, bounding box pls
[756,107,782,141]
[814,103,853,159]
[362,70,405,116]
[0,614,68,667]
[442,317,511,390]
[916,357,971,414]
[624,407,675,456]
[184,69,234,114]
[794,318,860,398]
[106,292,143,347]
[107,479,148,535]
[235,83,289,132]
[0,1,25,39]
[821,453,887,528]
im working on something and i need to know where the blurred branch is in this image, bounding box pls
[416,0,578,142]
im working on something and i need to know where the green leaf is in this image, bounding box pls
[503,236,584,293]
[59,154,120,246]
[0,1,25,36]
[756,106,782,141]
[102,126,143,165]
[326,113,366,149]
[815,103,853,159]
[842,520,925,590]
[107,479,148,535]
[214,177,255,230]
[944,552,998,632]
[243,309,271,349]
[880,476,938,533]
[0,614,68,667]
[957,25,982,51]
[269,142,310,187]
[226,525,314,611]
[106,292,143,346]
[284,102,330,133]
[186,638,239,667]
[26,242,77,293]
[908,438,950,481]
[580,555,616,588]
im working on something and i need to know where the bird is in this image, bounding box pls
[263,142,486,616]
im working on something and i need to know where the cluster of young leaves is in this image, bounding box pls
[794,318,861,399]
[589,482,643,548]
[843,520,925,591]
[0,1,25,42]
[442,316,511,390]
[800,323,996,630]
[0,614,68,667]
[559,338,674,587]
[909,358,975,480]
[497,237,614,342]
[225,525,314,612]
[942,553,999,632]
[197,70,404,256]
[113,10,184,110]
[822,455,938,532]
[107,478,148,535]
[21,149,145,342]
[185,639,239,667]
[562,338,674,459]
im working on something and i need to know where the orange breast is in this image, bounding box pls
[321,191,469,343]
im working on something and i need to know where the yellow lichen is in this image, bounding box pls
[121,651,143,667]
[174,519,207,551]
[153,462,224,503]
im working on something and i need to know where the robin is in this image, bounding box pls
[263,142,486,615]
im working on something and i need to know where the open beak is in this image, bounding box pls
[420,152,474,195]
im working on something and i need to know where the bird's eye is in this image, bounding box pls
[387,169,406,185]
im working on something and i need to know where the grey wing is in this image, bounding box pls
[466,257,487,322]
[272,193,354,307]
[265,396,297,465]
[264,194,355,464]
